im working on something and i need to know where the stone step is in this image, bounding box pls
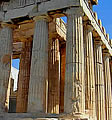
[0,113,59,120]
[0,113,90,120]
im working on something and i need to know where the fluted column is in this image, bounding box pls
[48,38,60,114]
[110,58,112,102]
[103,51,112,120]
[16,41,32,113]
[64,7,85,114]
[84,23,96,119]
[94,40,105,120]
[28,16,49,113]
[0,23,13,112]
[60,44,66,113]
[110,58,112,117]
[110,58,112,86]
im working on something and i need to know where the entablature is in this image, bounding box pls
[0,0,49,11]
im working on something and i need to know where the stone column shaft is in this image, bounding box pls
[60,44,66,113]
[0,25,12,112]
[16,41,32,113]
[28,16,48,113]
[103,52,112,120]
[64,8,85,114]
[48,38,60,114]
[110,59,112,107]
[84,24,96,119]
[94,41,105,120]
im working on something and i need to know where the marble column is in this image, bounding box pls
[48,38,60,114]
[110,58,112,116]
[60,44,66,113]
[64,7,85,114]
[28,16,49,113]
[84,23,96,119]
[0,24,13,112]
[103,51,112,120]
[16,41,32,113]
[110,58,112,97]
[94,40,106,120]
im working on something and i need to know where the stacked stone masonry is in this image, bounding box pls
[0,0,112,120]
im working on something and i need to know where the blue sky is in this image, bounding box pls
[12,1,112,70]
[12,59,20,70]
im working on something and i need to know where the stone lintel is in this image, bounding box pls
[4,4,35,22]
[28,0,80,18]
[1,22,18,29]
[2,0,80,21]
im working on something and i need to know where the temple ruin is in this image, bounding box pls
[0,0,112,120]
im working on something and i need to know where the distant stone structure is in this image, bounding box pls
[0,0,112,120]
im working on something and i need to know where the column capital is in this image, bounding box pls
[33,15,52,22]
[1,22,17,29]
[65,7,84,16]
[94,36,103,44]
[103,49,110,58]
[84,20,93,31]
[94,39,103,46]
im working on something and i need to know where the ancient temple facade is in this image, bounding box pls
[0,0,112,120]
